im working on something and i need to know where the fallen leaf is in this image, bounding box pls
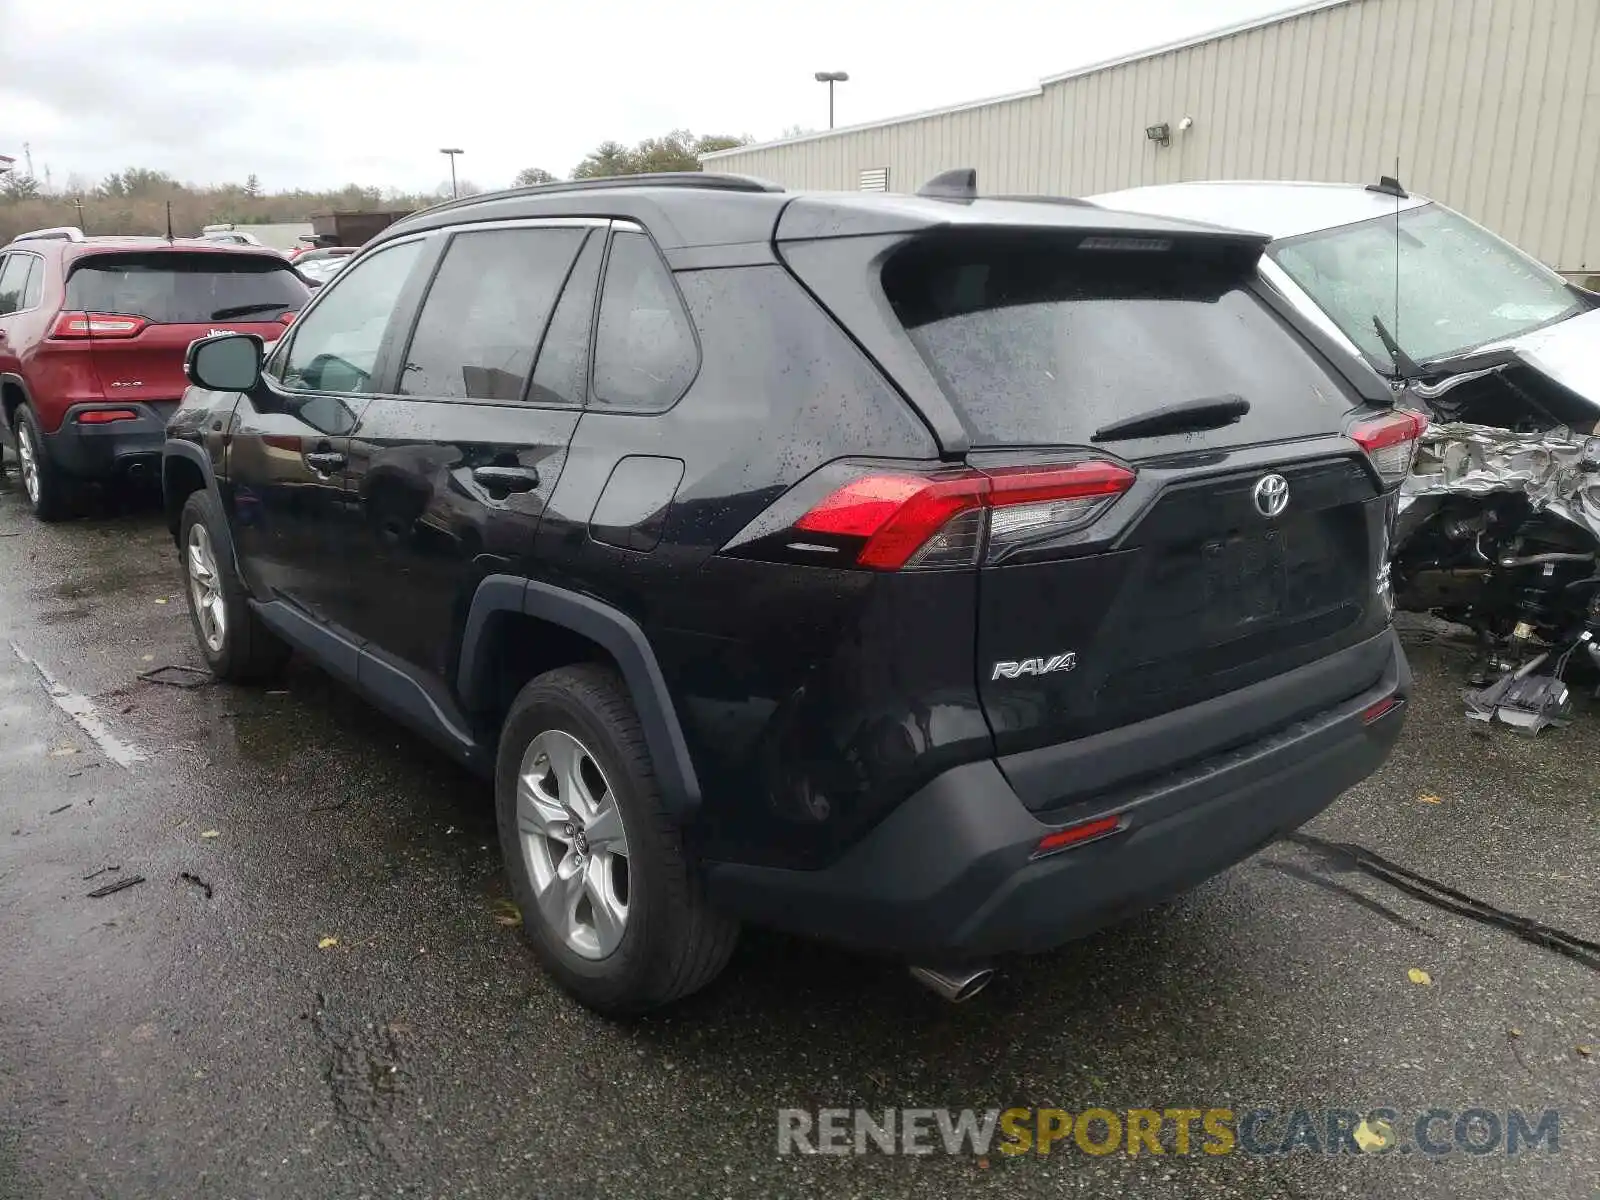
[1353,1117,1393,1153]
[49,745,78,757]
[1577,1045,1592,1058]
[1408,967,1433,986]
[200,830,220,839]
[317,936,338,950]
[490,898,522,928]
[153,598,168,605]
[1509,1028,1523,1038]
[140,654,154,662]
[1417,793,1443,805]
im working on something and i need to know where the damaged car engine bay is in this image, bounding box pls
[1394,351,1600,733]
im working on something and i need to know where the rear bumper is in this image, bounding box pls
[706,628,1409,959]
[39,403,173,480]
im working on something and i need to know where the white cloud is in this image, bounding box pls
[1,0,1298,192]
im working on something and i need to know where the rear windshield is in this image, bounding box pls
[884,236,1349,446]
[66,252,307,324]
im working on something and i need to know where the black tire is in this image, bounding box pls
[178,489,290,683]
[496,664,738,1016]
[14,406,73,522]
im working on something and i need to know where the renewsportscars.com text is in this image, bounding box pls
[777,1106,1561,1157]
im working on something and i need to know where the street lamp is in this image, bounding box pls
[439,147,464,198]
[813,72,849,130]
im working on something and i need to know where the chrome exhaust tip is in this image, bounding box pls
[909,963,995,1003]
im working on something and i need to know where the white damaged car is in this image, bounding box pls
[1095,178,1600,729]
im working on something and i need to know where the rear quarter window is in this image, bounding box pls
[590,231,697,412]
[65,252,307,325]
[883,234,1353,448]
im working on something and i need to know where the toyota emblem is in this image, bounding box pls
[1253,473,1290,518]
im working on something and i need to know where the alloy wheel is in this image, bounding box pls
[16,423,39,506]
[516,729,631,959]
[186,523,227,653]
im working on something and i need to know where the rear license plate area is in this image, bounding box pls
[1201,531,1287,629]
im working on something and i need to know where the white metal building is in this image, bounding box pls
[703,0,1600,274]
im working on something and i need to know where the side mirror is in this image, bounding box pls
[186,333,264,392]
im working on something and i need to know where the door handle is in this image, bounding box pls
[472,465,540,493]
[305,450,346,473]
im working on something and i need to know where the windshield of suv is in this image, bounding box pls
[65,252,307,324]
[885,234,1350,447]
[1272,202,1585,369]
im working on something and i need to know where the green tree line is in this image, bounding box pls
[1,129,752,243]
[0,168,441,243]
[516,130,750,187]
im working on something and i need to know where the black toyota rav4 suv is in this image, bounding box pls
[164,171,1413,1014]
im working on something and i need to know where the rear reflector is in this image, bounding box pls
[51,311,148,339]
[793,461,1136,570]
[76,408,139,424]
[1361,696,1403,724]
[1033,813,1125,858]
[1350,408,1427,487]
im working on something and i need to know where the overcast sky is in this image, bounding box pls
[1,0,1299,194]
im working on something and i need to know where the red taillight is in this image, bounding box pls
[793,461,1136,571]
[1033,813,1125,858]
[50,311,148,339]
[1350,408,1428,487]
[796,474,985,569]
[76,408,140,424]
[278,310,298,326]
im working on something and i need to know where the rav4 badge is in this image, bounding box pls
[991,652,1077,681]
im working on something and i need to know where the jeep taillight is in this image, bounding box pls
[782,461,1136,570]
[51,311,148,339]
[1349,408,1427,487]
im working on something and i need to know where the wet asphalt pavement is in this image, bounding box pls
[0,470,1595,1200]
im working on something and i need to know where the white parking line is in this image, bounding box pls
[7,640,147,769]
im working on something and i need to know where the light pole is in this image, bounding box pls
[439,147,464,198]
[813,71,849,130]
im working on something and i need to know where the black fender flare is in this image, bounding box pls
[458,576,702,818]
[0,373,32,447]
[161,438,241,572]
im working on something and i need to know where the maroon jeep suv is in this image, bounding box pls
[0,230,309,520]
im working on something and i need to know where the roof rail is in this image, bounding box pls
[988,194,1102,208]
[912,170,1102,209]
[407,171,785,221]
[12,225,86,243]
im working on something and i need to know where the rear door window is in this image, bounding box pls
[65,252,306,324]
[0,254,29,315]
[590,230,697,411]
[21,255,43,309]
[399,226,587,402]
[883,236,1350,447]
[528,232,604,407]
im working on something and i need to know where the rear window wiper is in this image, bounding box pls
[210,302,292,320]
[1091,394,1250,442]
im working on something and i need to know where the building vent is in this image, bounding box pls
[859,168,889,192]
